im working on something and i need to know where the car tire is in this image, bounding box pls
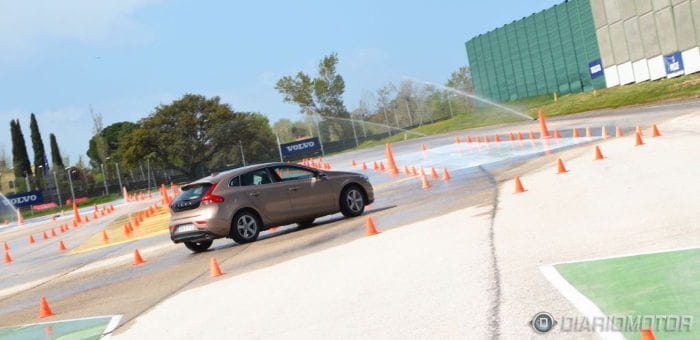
[297,218,315,228]
[340,186,365,217]
[184,240,213,253]
[231,211,261,244]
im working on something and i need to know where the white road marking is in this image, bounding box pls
[540,265,625,340]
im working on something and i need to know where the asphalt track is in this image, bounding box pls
[1,99,699,337]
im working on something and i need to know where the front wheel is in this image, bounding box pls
[231,211,261,244]
[184,240,213,253]
[340,186,365,217]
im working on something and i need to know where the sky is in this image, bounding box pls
[0,0,562,166]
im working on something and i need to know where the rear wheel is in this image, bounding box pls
[231,211,261,244]
[297,218,315,228]
[340,186,365,217]
[184,240,213,253]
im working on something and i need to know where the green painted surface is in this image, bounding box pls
[0,316,114,340]
[556,248,700,339]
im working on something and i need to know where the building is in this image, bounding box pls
[465,0,700,102]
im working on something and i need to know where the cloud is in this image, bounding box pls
[0,0,163,60]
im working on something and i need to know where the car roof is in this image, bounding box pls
[186,162,309,186]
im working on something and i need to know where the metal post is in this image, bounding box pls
[447,93,454,118]
[100,163,109,195]
[66,169,76,202]
[115,162,123,190]
[146,159,151,192]
[350,118,359,147]
[275,134,284,162]
[239,140,246,166]
[139,164,146,181]
[315,117,325,157]
[24,172,30,192]
[404,98,414,126]
[52,171,62,207]
[381,106,392,135]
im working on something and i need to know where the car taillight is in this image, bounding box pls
[201,182,224,205]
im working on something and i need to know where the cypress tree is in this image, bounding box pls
[10,119,32,180]
[50,133,65,170]
[29,113,47,189]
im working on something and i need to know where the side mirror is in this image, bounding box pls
[316,172,329,180]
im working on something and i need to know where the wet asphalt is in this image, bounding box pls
[0,99,698,333]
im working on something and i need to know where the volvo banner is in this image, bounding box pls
[6,190,44,208]
[280,137,322,159]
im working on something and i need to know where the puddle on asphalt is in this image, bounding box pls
[0,315,120,340]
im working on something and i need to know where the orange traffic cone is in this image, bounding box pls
[517,132,524,140]
[537,110,551,138]
[442,168,451,181]
[2,241,8,251]
[430,167,439,180]
[420,144,427,151]
[42,231,49,240]
[58,240,67,251]
[365,217,380,236]
[84,216,90,223]
[420,168,431,189]
[467,136,473,143]
[509,132,515,141]
[601,126,609,138]
[403,165,410,176]
[615,127,624,137]
[379,162,385,172]
[351,159,357,167]
[50,229,57,237]
[556,158,569,174]
[594,146,605,160]
[572,128,580,138]
[476,136,481,143]
[635,132,645,146]
[385,143,399,176]
[29,235,35,244]
[455,136,461,144]
[133,249,145,265]
[585,127,592,138]
[652,124,661,137]
[372,161,378,171]
[636,125,644,136]
[17,209,24,226]
[72,202,81,224]
[38,297,54,318]
[494,134,501,142]
[554,130,561,139]
[210,257,224,277]
[4,251,12,263]
[640,327,655,340]
[102,230,110,243]
[361,162,367,170]
[513,177,526,194]
[410,166,418,176]
[484,136,491,143]
[529,131,536,140]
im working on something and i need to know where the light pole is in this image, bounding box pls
[100,163,109,195]
[52,171,62,207]
[447,92,454,118]
[239,140,246,166]
[275,133,284,162]
[146,159,151,192]
[24,171,30,192]
[65,167,76,203]
[404,97,414,126]
[115,162,123,190]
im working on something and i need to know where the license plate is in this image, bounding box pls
[177,224,196,233]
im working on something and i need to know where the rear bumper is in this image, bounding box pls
[170,230,223,243]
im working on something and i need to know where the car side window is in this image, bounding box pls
[271,166,315,181]
[229,176,240,187]
[240,169,274,186]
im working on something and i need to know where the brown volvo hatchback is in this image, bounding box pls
[169,162,374,252]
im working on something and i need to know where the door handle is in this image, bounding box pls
[249,192,260,197]
[288,187,298,191]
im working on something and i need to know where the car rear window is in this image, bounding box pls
[173,183,212,203]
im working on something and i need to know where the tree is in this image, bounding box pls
[29,113,48,189]
[49,134,65,170]
[446,66,475,112]
[120,94,277,178]
[10,119,32,181]
[87,121,138,167]
[276,53,352,142]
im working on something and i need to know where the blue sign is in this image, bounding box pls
[664,52,684,75]
[6,191,44,208]
[589,59,603,79]
[280,137,321,157]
